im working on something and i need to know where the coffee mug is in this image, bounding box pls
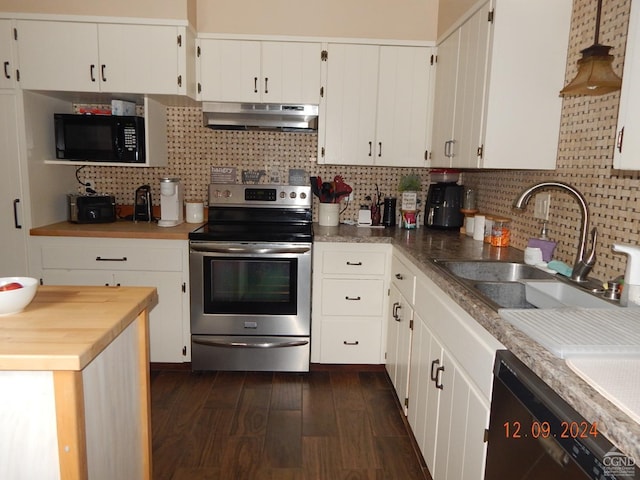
[524,247,544,265]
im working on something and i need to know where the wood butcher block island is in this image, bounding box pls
[0,286,158,480]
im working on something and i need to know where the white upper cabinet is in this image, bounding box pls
[196,39,321,104]
[15,20,191,95]
[0,20,17,89]
[431,0,572,169]
[614,0,640,170]
[321,43,434,167]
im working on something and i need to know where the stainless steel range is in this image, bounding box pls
[189,184,312,372]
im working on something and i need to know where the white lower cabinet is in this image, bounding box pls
[31,237,190,363]
[391,249,503,479]
[385,253,416,413]
[311,242,390,364]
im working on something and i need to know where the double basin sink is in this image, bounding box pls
[431,259,618,311]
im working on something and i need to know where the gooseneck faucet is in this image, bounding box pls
[513,181,597,283]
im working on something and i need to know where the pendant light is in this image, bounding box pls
[560,0,622,96]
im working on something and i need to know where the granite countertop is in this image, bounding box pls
[315,223,640,462]
[30,219,201,240]
[0,286,157,371]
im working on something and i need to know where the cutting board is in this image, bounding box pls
[566,356,640,425]
[499,308,640,358]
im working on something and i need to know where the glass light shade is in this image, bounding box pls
[560,44,622,96]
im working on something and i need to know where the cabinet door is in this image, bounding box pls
[98,24,181,95]
[322,43,379,165]
[0,93,28,276]
[386,283,413,412]
[115,271,185,363]
[197,39,261,102]
[0,20,17,89]
[16,20,100,92]
[375,46,432,167]
[430,29,459,168]
[451,3,491,169]
[261,42,321,104]
[614,0,640,169]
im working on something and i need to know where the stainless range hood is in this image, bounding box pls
[202,102,318,131]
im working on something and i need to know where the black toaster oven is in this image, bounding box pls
[67,194,117,223]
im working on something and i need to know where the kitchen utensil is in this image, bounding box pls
[133,185,152,222]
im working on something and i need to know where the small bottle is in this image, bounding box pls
[491,217,511,247]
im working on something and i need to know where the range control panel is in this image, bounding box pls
[208,184,311,208]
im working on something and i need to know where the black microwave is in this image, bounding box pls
[54,114,145,163]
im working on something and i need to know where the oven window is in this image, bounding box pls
[203,257,297,315]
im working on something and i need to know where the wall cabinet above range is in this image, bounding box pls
[14,20,195,97]
[196,39,322,104]
[430,0,572,170]
[319,43,434,167]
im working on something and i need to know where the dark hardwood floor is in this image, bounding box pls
[150,364,430,480]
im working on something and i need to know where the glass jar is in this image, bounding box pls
[484,215,495,243]
[491,217,511,247]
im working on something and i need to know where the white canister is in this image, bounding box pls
[473,215,486,241]
[318,203,340,226]
[185,201,204,223]
[465,216,475,237]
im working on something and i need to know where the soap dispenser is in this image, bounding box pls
[612,243,640,306]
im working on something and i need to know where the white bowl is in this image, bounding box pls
[0,277,38,315]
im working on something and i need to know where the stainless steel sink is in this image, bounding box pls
[473,282,535,310]
[433,260,555,282]
[432,259,618,311]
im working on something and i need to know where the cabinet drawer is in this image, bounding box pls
[321,279,384,316]
[320,319,382,363]
[41,245,183,272]
[391,255,416,303]
[322,250,386,275]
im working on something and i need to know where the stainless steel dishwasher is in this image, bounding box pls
[485,350,639,480]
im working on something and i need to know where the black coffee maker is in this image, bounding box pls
[425,182,464,229]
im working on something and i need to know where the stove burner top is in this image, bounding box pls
[189,223,312,243]
[189,184,313,243]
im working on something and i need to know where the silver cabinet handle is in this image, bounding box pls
[345,296,361,301]
[617,127,624,153]
[96,256,127,262]
[343,340,359,346]
[430,359,440,381]
[392,302,401,320]
[435,365,445,390]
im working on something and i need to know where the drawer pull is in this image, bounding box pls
[395,273,404,280]
[346,261,363,266]
[343,340,360,346]
[96,256,128,262]
[345,296,361,301]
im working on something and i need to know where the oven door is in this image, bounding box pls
[189,242,311,336]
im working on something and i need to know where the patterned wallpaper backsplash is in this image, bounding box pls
[83,0,634,284]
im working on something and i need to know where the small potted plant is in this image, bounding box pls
[398,174,421,228]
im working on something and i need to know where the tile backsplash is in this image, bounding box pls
[82,0,634,284]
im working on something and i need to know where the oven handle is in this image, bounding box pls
[193,338,309,349]
[190,244,311,255]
